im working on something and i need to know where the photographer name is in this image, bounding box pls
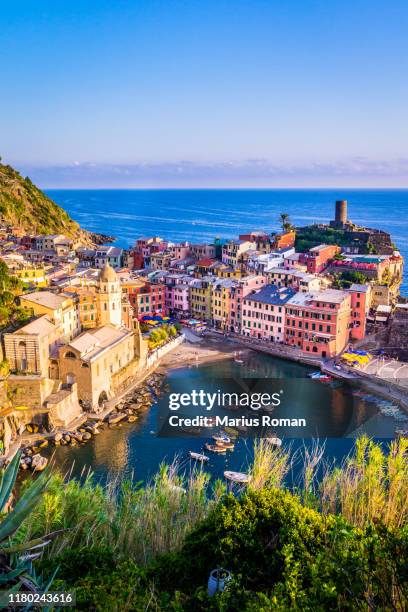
[168,415,306,428]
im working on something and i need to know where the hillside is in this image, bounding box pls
[0,160,111,245]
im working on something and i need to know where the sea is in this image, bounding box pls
[47,188,408,292]
[43,189,408,483]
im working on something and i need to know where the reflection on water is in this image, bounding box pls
[48,353,403,484]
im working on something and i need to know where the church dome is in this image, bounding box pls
[99,262,117,282]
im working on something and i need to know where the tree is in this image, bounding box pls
[279,212,293,232]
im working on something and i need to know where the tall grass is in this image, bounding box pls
[248,438,290,491]
[17,460,218,566]
[14,435,408,568]
[320,435,408,528]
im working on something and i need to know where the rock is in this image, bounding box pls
[64,434,71,443]
[128,415,137,423]
[82,432,91,440]
[54,433,63,442]
[31,454,48,471]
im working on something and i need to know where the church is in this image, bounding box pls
[3,263,148,421]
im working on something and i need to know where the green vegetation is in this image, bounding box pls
[3,436,406,610]
[295,224,354,253]
[332,270,370,289]
[279,212,294,232]
[0,260,30,330]
[0,160,83,238]
[148,324,178,349]
[0,452,55,599]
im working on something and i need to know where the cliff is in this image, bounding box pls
[0,160,112,245]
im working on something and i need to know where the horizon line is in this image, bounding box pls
[43,185,408,191]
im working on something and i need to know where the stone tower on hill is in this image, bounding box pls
[98,262,122,327]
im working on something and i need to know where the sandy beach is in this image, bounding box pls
[157,332,248,371]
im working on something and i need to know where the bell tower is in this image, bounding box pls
[98,263,122,327]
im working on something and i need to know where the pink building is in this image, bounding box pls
[164,274,192,315]
[348,283,371,340]
[242,285,296,341]
[170,242,191,260]
[229,275,266,332]
[299,244,341,274]
[284,289,351,358]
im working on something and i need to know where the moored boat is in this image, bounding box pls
[224,470,251,484]
[205,443,227,453]
[217,440,235,450]
[189,451,210,462]
[212,433,231,444]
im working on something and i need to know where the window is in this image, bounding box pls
[65,351,76,359]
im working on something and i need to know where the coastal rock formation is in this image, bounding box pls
[0,159,113,246]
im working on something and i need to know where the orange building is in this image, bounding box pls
[272,230,296,250]
[284,289,351,358]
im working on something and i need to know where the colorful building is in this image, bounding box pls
[13,266,47,287]
[284,289,351,358]
[221,240,255,267]
[242,286,296,341]
[348,283,371,340]
[299,244,341,274]
[121,278,166,317]
[189,277,214,321]
[19,290,80,342]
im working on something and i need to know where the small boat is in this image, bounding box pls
[205,443,227,453]
[224,470,251,484]
[395,429,408,438]
[308,371,321,378]
[189,451,210,462]
[212,433,231,444]
[216,440,235,450]
[309,371,332,382]
[234,359,244,365]
[265,437,282,447]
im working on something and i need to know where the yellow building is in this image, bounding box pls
[58,325,135,411]
[211,279,235,330]
[14,266,47,287]
[189,278,214,321]
[212,262,245,279]
[19,291,80,342]
[66,263,123,330]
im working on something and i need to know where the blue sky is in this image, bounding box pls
[1,0,408,187]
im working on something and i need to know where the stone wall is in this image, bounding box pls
[146,334,184,368]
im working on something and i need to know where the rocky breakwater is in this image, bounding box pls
[104,373,168,426]
[18,374,168,472]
